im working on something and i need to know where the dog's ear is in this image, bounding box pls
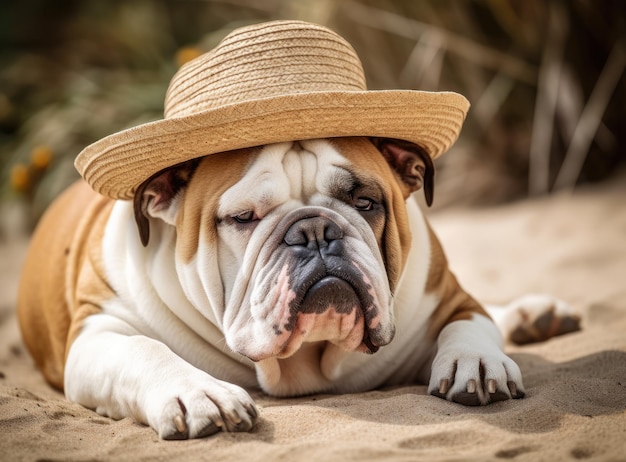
[370,138,435,206]
[133,160,199,247]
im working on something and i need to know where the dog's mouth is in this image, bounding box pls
[228,260,394,363]
[271,272,388,359]
[306,275,382,355]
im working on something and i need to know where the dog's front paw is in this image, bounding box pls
[146,374,258,440]
[502,294,581,345]
[428,347,525,406]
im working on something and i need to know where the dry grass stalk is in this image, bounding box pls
[528,1,568,196]
[554,43,626,192]
[342,0,537,84]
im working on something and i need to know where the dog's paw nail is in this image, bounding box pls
[439,378,450,394]
[466,379,477,394]
[487,379,497,394]
[508,381,525,399]
[246,404,259,420]
[174,415,187,433]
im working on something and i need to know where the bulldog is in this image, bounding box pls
[17,137,578,439]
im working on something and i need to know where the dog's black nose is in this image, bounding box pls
[283,217,343,255]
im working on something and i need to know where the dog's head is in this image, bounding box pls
[134,137,433,361]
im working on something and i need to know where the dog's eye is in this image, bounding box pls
[233,210,257,223]
[354,197,375,211]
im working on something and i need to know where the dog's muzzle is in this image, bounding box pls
[225,208,395,362]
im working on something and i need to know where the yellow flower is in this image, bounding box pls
[10,163,30,193]
[31,145,53,170]
[175,46,203,68]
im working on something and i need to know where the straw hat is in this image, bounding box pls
[75,20,470,200]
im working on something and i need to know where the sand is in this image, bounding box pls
[1,176,625,462]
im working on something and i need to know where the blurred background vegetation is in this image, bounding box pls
[0,0,624,236]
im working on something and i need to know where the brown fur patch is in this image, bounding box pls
[424,222,489,339]
[66,196,116,357]
[177,148,256,264]
[18,181,113,390]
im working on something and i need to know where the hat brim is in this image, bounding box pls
[75,90,469,200]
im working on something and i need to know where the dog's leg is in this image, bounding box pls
[423,224,526,405]
[64,311,258,440]
[485,294,581,345]
[427,313,526,406]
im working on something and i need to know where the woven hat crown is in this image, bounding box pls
[165,21,366,119]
